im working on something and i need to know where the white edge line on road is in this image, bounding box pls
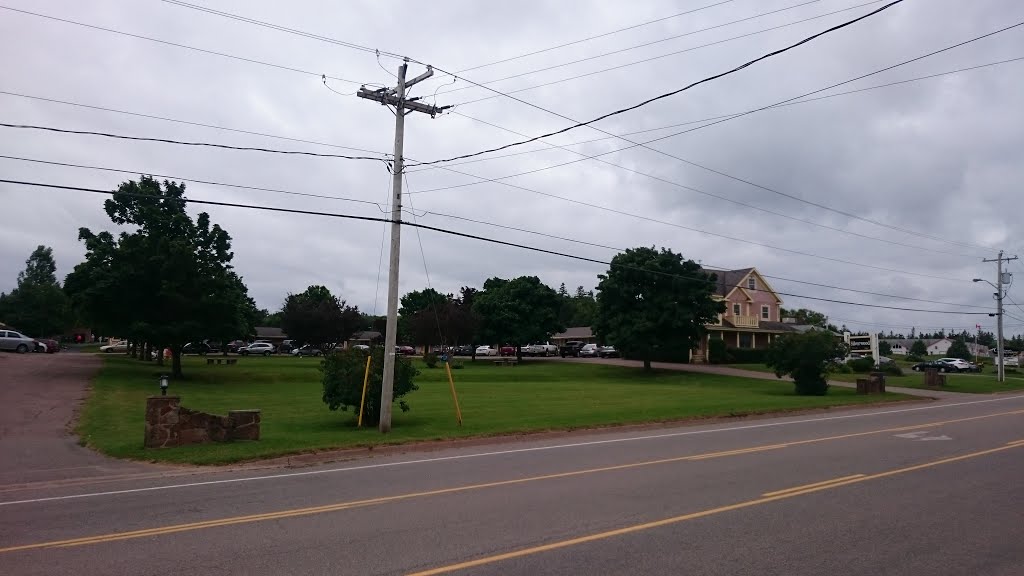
[3,394,1022,507]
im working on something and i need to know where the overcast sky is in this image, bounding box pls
[1,0,1023,337]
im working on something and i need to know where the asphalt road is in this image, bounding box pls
[2,383,1024,575]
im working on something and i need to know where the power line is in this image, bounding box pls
[0,4,376,86]
[403,173,448,346]
[418,1,905,165]
[414,55,1024,170]
[417,21,1024,253]
[440,110,978,259]
[0,178,994,316]
[0,90,392,157]
[0,152,988,307]
[443,0,861,95]
[453,0,739,74]
[0,122,392,163]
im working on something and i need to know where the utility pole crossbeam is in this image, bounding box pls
[980,251,1019,383]
[357,61,448,433]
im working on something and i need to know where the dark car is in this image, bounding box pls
[499,345,516,357]
[279,340,297,354]
[227,340,248,353]
[598,345,620,358]
[453,345,474,356]
[182,342,212,355]
[396,345,416,356]
[35,338,59,353]
[911,360,957,373]
[560,341,587,358]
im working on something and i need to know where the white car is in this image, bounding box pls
[525,343,558,357]
[998,355,1020,367]
[240,342,275,356]
[475,345,498,356]
[936,358,973,372]
[100,341,129,353]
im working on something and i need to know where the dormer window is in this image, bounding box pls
[747,277,756,290]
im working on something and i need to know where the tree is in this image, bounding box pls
[280,285,361,351]
[879,340,892,356]
[256,308,282,327]
[65,177,256,377]
[779,307,829,328]
[321,347,418,426]
[910,339,928,356]
[766,330,847,395]
[0,246,70,337]
[594,247,724,370]
[947,338,972,361]
[473,276,563,357]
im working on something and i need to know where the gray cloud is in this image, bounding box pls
[1,0,1022,337]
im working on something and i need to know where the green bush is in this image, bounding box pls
[321,347,419,426]
[881,363,904,376]
[708,338,730,364]
[906,354,924,362]
[450,360,464,370]
[834,363,853,374]
[423,351,439,368]
[727,347,769,364]
[848,357,876,373]
[766,331,846,396]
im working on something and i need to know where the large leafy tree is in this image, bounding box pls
[473,276,562,357]
[594,247,724,370]
[947,338,973,361]
[779,307,830,328]
[0,245,71,337]
[403,286,481,349]
[65,177,257,377]
[910,339,928,356]
[280,285,361,351]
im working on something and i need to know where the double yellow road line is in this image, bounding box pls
[2,408,1022,555]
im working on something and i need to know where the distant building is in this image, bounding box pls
[253,326,287,345]
[551,326,596,344]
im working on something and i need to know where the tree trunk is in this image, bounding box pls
[130,341,138,358]
[142,343,152,362]
[516,345,522,361]
[171,349,183,378]
[643,358,652,371]
[156,347,165,366]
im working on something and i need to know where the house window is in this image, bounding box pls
[747,277,756,290]
[739,333,753,348]
[761,305,770,320]
[732,303,741,316]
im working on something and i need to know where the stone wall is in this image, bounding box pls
[145,396,261,448]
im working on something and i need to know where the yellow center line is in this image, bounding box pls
[762,474,866,497]
[2,408,1021,554]
[407,442,1024,576]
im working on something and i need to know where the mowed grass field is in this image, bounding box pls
[79,356,911,465]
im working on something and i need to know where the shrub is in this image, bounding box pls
[848,357,876,373]
[834,363,853,374]
[766,331,846,396]
[881,363,904,376]
[708,338,730,364]
[727,347,769,364]
[450,360,464,370]
[321,347,419,426]
[906,354,924,362]
[423,351,439,368]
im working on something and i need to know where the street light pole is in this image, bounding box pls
[978,250,1018,383]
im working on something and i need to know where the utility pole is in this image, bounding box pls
[357,60,448,433]
[980,251,1018,383]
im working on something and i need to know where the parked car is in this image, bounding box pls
[240,342,275,356]
[279,340,297,354]
[395,345,416,356]
[936,358,974,372]
[911,360,958,373]
[31,338,58,353]
[524,343,557,357]
[577,343,600,358]
[182,342,212,355]
[351,344,370,352]
[998,354,1020,367]
[226,340,248,353]
[559,341,587,358]
[475,345,498,357]
[453,345,474,356]
[499,345,516,357]
[598,345,620,358]
[0,330,38,353]
[99,341,129,353]
[292,344,322,357]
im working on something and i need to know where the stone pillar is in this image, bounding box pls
[228,410,262,441]
[145,396,181,448]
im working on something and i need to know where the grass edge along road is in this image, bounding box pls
[723,363,1024,393]
[78,356,910,465]
[6,408,1023,555]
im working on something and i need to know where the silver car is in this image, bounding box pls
[0,330,36,353]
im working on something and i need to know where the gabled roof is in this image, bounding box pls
[254,326,287,339]
[351,330,382,341]
[553,326,594,339]
[700,267,782,303]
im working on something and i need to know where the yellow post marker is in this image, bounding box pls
[357,355,372,427]
[445,360,463,426]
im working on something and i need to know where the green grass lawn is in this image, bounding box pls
[724,363,1024,394]
[79,356,911,465]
